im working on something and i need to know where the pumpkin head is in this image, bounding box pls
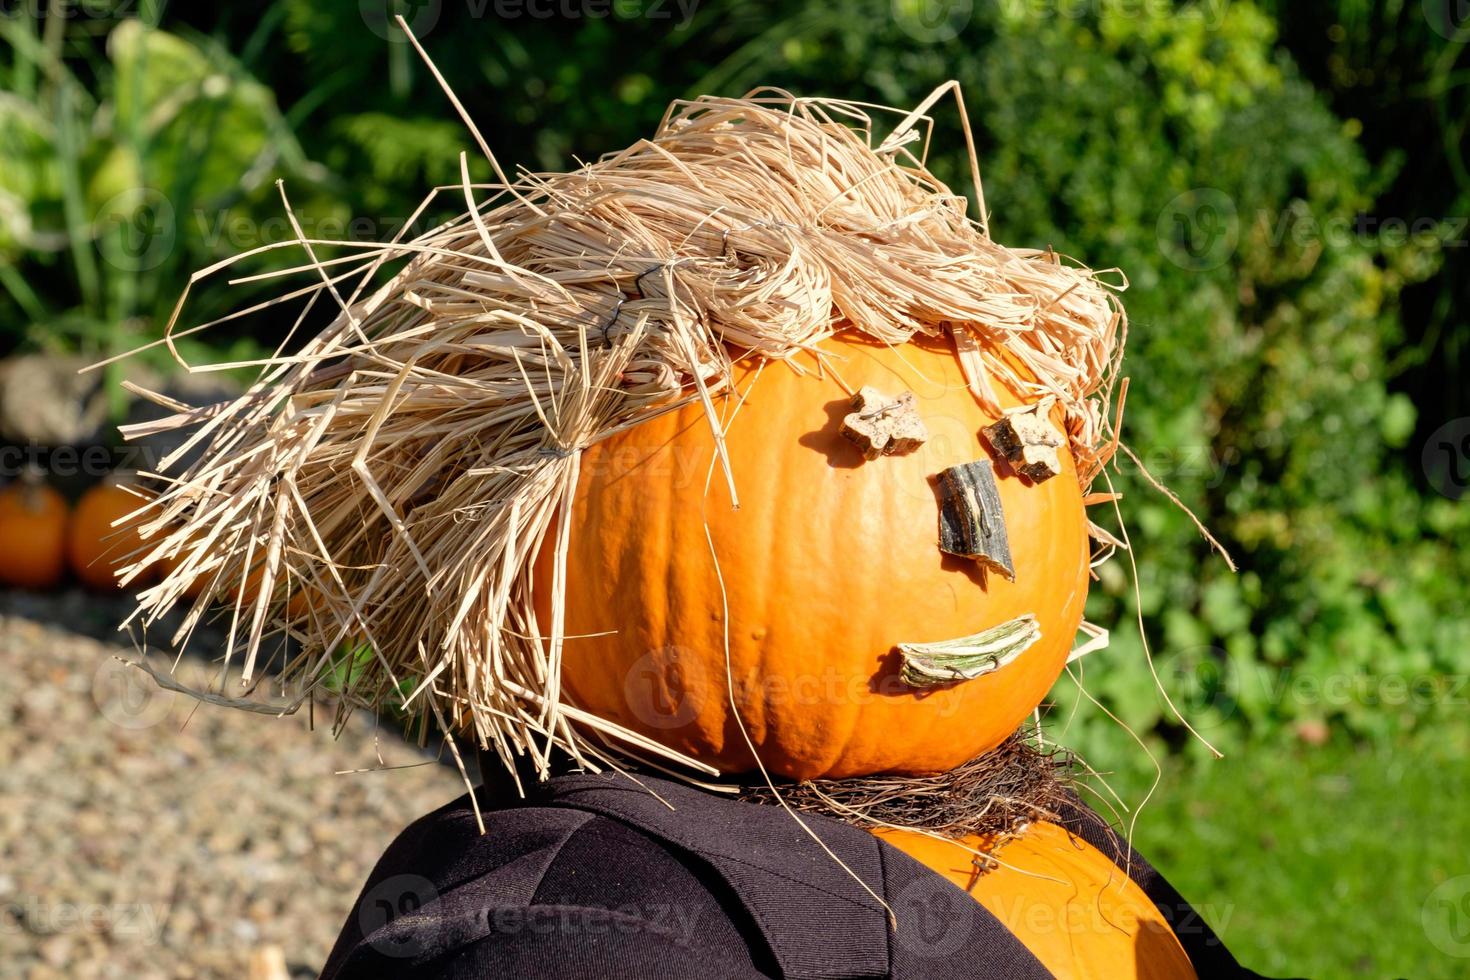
[68,479,153,591]
[0,478,69,590]
[875,824,1197,979]
[535,333,1091,779]
[126,89,1125,793]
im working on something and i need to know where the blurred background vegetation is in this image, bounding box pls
[2,0,1467,974]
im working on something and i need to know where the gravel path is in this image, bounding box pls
[0,593,469,979]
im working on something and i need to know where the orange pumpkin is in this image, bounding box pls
[535,333,1090,778]
[0,478,69,590]
[875,824,1197,980]
[67,479,154,591]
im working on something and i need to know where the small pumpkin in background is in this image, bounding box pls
[875,824,1196,980]
[0,475,70,590]
[67,477,155,591]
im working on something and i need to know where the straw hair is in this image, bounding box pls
[116,86,1127,785]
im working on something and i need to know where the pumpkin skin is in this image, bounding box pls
[67,481,152,591]
[533,333,1090,778]
[874,825,1197,980]
[0,480,69,590]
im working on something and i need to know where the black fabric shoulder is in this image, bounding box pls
[319,793,774,979]
[537,771,1052,979]
[322,771,1054,979]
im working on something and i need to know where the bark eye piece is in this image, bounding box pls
[838,386,928,460]
[981,397,1065,483]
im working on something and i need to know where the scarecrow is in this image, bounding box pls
[116,32,1256,979]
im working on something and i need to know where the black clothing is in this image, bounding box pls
[321,770,1258,979]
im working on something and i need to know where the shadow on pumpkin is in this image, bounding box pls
[796,394,868,469]
[588,413,703,492]
[870,647,925,700]
[867,646,956,702]
[1133,920,1195,980]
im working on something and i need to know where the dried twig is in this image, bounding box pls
[839,386,929,459]
[741,731,1073,842]
[935,459,1015,580]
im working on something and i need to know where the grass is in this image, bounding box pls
[1102,730,1470,977]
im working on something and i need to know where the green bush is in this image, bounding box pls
[0,13,338,376]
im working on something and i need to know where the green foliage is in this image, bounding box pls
[1262,0,1470,427]
[1113,730,1470,976]
[964,4,1468,772]
[971,7,1469,771]
[0,11,330,377]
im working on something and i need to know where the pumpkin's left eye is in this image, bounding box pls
[838,386,929,460]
